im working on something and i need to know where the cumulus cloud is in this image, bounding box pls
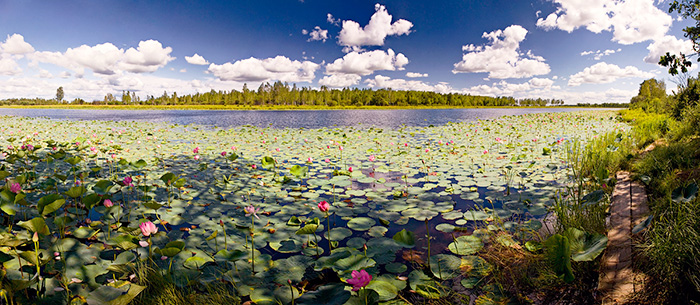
[37,69,53,79]
[185,53,209,65]
[644,35,694,64]
[462,79,634,104]
[29,39,175,75]
[0,34,35,55]
[0,57,22,75]
[452,25,550,79]
[529,77,554,88]
[207,55,319,83]
[567,62,654,86]
[318,74,362,87]
[365,75,452,93]
[304,26,329,42]
[536,0,672,45]
[325,49,408,76]
[406,72,428,78]
[337,4,413,47]
[580,48,621,60]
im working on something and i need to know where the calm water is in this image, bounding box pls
[0,107,614,128]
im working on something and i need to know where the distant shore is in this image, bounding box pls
[0,104,626,111]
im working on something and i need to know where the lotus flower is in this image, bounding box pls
[9,183,21,194]
[221,151,227,156]
[194,155,200,160]
[193,146,200,153]
[368,155,375,162]
[123,176,133,186]
[245,205,261,220]
[348,166,353,172]
[139,221,158,237]
[318,201,330,212]
[307,157,313,163]
[347,269,372,291]
[103,199,113,207]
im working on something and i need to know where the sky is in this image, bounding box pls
[0,0,695,104]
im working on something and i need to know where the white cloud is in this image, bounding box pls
[536,0,672,45]
[644,35,694,64]
[185,53,209,65]
[37,69,53,78]
[207,55,319,83]
[0,34,35,55]
[327,13,340,26]
[337,4,413,47]
[305,26,329,42]
[29,39,175,75]
[0,57,22,75]
[58,71,71,78]
[580,48,621,60]
[325,49,408,76]
[406,72,428,78]
[365,75,452,93]
[452,25,550,79]
[568,62,654,86]
[529,77,554,88]
[120,40,175,73]
[180,68,187,73]
[462,79,634,104]
[318,74,362,87]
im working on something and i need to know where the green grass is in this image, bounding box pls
[130,262,241,305]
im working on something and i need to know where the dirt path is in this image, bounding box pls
[598,171,650,304]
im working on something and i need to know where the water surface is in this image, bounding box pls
[0,107,614,128]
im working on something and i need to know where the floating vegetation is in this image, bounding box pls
[0,111,626,304]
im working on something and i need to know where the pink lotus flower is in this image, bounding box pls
[251,164,257,169]
[325,158,330,163]
[339,146,343,151]
[9,183,21,194]
[221,151,227,156]
[404,143,408,147]
[194,155,200,160]
[425,148,430,153]
[245,205,261,219]
[139,221,158,237]
[348,167,353,172]
[193,146,200,154]
[347,269,372,291]
[307,157,313,163]
[103,199,113,207]
[483,149,489,154]
[318,201,330,212]
[368,155,375,162]
[123,176,133,187]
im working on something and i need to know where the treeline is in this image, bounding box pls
[575,102,629,108]
[0,81,569,107]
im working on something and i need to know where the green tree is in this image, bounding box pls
[630,79,667,112]
[56,86,64,102]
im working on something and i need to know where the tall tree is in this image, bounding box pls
[56,86,64,102]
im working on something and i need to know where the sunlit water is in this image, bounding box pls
[0,107,615,128]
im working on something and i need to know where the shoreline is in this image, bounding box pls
[0,104,626,111]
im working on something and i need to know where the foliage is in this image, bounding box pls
[0,111,623,304]
[0,81,566,107]
[629,79,668,114]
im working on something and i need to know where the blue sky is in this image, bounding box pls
[0,0,694,103]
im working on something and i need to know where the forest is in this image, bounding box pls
[0,82,576,108]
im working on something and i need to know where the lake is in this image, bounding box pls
[0,107,615,128]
